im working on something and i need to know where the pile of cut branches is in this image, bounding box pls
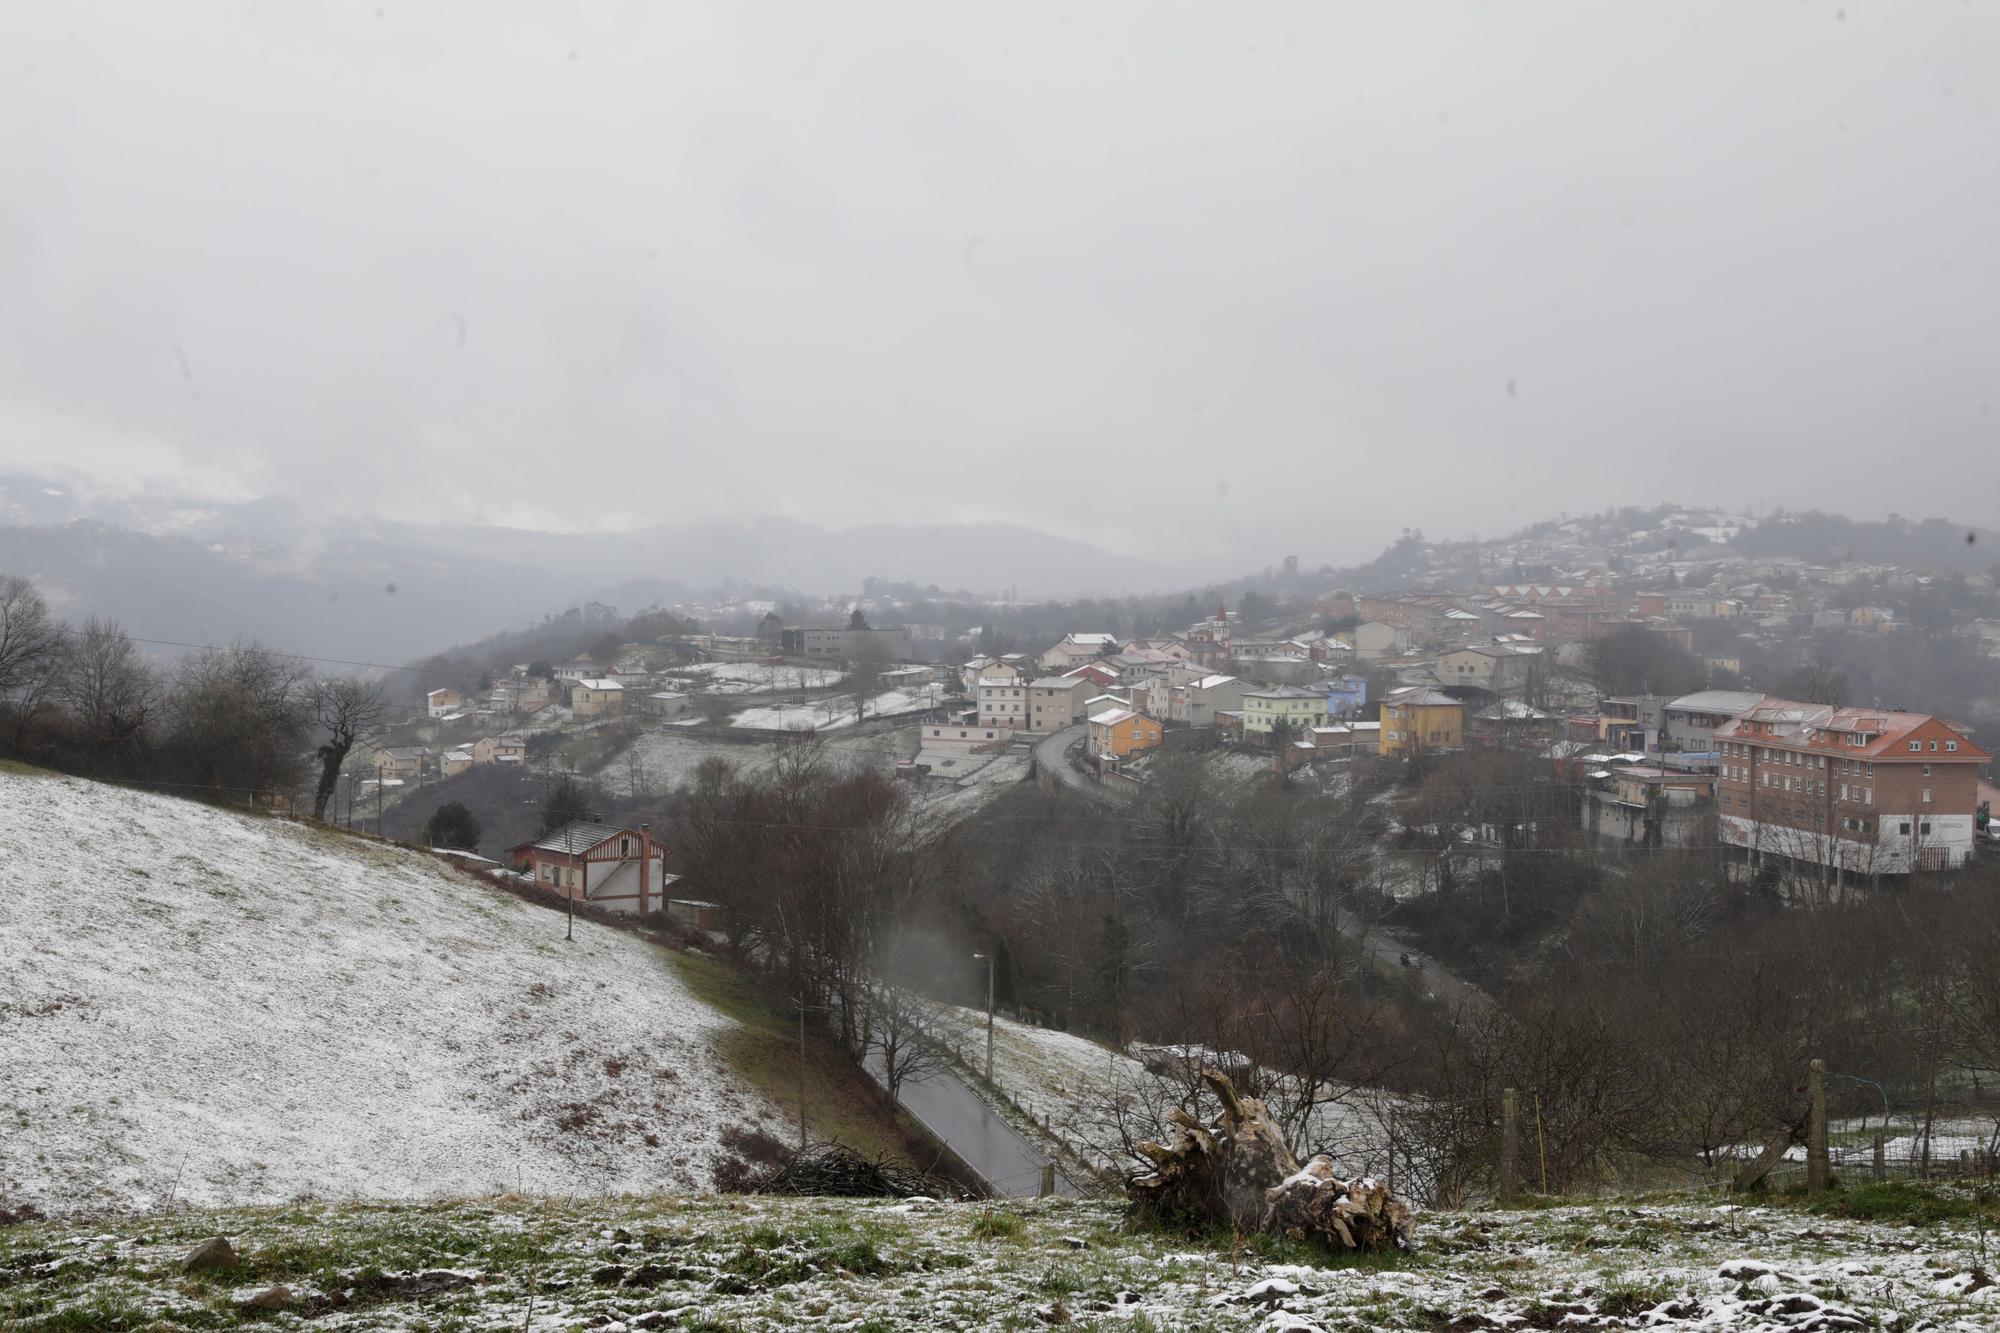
[752,1142,964,1200]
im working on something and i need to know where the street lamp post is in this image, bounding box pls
[973,951,995,1081]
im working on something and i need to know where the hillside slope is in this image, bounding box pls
[0,771,784,1213]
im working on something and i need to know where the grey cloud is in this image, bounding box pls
[1,1,1995,580]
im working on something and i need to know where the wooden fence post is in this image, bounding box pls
[1806,1059,1829,1195]
[1038,1163,1055,1198]
[1873,1134,1885,1181]
[1500,1088,1519,1202]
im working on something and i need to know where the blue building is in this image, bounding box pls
[1326,674,1368,720]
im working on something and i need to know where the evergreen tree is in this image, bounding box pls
[539,774,592,835]
[424,801,483,851]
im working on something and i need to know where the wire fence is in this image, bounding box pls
[1755,1133,2000,1188]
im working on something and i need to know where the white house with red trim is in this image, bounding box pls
[507,820,676,916]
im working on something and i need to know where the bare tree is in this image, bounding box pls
[161,643,311,802]
[0,575,63,748]
[58,618,155,773]
[0,575,60,695]
[1779,658,1850,707]
[846,639,889,722]
[309,676,387,820]
[861,980,948,1104]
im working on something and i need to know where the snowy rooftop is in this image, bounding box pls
[517,820,632,856]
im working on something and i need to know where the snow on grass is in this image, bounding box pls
[730,688,937,731]
[595,732,779,796]
[0,771,785,1215]
[4,1191,1996,1331]
[930,1008,1393,1180]
[662,662,846,695]
[598,728,913,797]
[910,751,1034,819]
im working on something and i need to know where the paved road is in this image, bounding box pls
[1034,724,1109,800]
[866,1053,1083,1198]
[1337,908,1481,1006]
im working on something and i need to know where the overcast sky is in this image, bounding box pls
[2,2,1996,575]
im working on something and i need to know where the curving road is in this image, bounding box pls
[1336,908,1481,1006]
[1034,724,1110,800]
[864,1052,1082,1198]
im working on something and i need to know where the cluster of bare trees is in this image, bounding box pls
[0,574,383,814]
[1393,851,2000,1201]
[942,743,2000,1205]
[667,736,961,1099]
[935,753,1432,1176]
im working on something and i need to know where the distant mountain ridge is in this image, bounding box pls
[7,473,1993,669]
[0,473,1199,663]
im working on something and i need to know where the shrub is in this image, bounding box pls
[423,801,482,851]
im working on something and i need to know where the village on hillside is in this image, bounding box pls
[351,508,2000,927]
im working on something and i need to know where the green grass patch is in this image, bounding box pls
[969,1210,1027,1242]
[665,950,936,1169]
[1776,1179,2000,1225]
[3,1296,158,1332]
[1596,1275,1678,1316]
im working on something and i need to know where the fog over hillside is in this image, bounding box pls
[0,473,1212,662]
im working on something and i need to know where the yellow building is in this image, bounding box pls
[571,678,626,718]
[1378,689,1464,757]
[1088,706,1162,759]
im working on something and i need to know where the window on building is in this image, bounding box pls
[1922,788,1932,804]
[1921,820,1933,835]
[1930,739,1938,751]
[1910,740,1921,751]
[1947,740,1959,752]
[1900,822,1911,835]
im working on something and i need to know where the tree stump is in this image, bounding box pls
[1128,1071,1416,1251]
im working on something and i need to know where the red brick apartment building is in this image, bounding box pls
[1714,701,1989,877]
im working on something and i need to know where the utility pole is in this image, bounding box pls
[973,951,996,1081]
[1807,1058,1830,1195]
[565,819,575,942]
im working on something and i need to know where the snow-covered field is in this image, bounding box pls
[661,662,845,695]
[597,728,911,797]
[6,1192,1995,1331]
[911,750,1034,819]
[1130,746,1279,787]
[931,1008,1388,1176]
[731,687,938,731]
[0,770,784,1214]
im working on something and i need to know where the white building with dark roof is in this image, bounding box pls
[507,820,676,916]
